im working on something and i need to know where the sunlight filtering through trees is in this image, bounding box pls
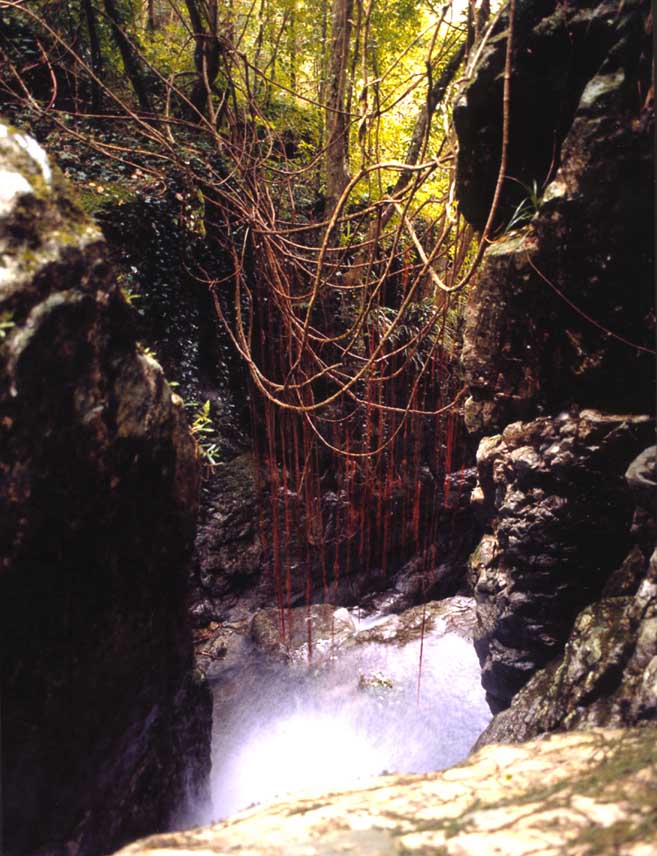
[0,0,514,718]
[0,0,505,454]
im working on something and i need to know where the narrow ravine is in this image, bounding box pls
[3,1,654,853]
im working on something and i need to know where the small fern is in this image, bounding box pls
[505,179,542,233]
[190,400,221,467]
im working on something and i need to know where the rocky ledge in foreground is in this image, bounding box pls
[115,725,657,856]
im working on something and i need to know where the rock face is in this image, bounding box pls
[113,725,657,856]
[477,552,657,747]
[197,596,478,680]
[455,0,655,717]
[193,452,264,622]
[469,411,653,711]
[457,0,653,435]
[192,453,479,624]
[0,123,211,855]
[476,452,657,745]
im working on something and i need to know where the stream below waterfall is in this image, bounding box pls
[189,596,491,825]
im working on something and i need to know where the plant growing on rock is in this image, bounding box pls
[189,399,221,467]
[504,178,543,233]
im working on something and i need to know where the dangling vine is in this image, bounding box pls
[0,0,516,650]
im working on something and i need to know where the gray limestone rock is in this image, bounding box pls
[112,725,657,856]
[477,547,657,747]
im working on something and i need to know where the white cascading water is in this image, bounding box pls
[197,618,491,823]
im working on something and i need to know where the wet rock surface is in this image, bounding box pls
[196,596,478,679]
[250,603,358,664]
[192,456,480,623]
[114,725,657,856]
[468,411,653,712]
[0,122,211,856]
[477,563,657,747]
[352,597,477,646]
[249,595,477,666]
[193,452,264,620]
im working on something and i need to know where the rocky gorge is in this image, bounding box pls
[189,0,656,755]
[1,0,655,854]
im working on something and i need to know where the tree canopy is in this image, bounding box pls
[0,0,504,453]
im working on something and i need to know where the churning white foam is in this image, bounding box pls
[200,629,490,822]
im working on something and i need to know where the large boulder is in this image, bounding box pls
[475,448,657,745]
[477,554,657,746]
[113,725,657,856]
[468,410,653,712]
[0,123,211,855]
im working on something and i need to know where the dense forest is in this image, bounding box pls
[0,0,489,412]
[1,0,655,854]
[0,0,503,603]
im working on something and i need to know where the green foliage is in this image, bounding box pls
[358,671,399,705]
[369,298,444,368]
[265,96,320,154]
[505,179,543,232]
[141,17,195,81]
[190,398,213,434]
[0,0,479,460]
[120,285,142,305]
[358,670,394,691]
[76,181,133,216]
[0,311,16,340]
[138,343,158,359]
[188,399,222,467]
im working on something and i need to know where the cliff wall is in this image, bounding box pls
[455,0,655,726]
[0,122,212,856]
